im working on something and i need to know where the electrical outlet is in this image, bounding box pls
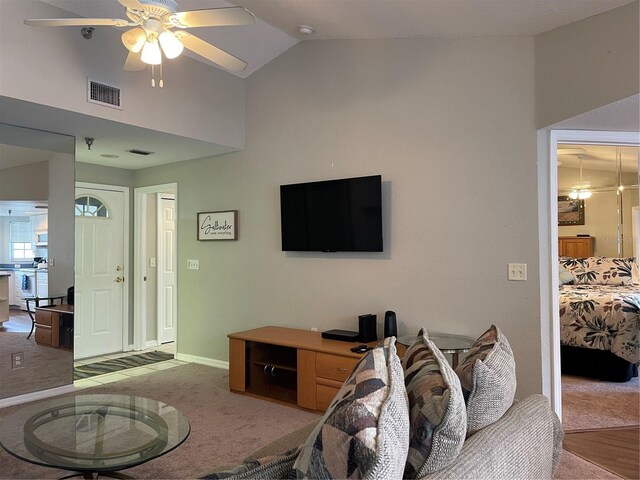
[508,263,527,281]
[11,352,24,369]
[187,259,199,270]
[49,258,55,267]
[311,327,318,332]
[149,257,156,268]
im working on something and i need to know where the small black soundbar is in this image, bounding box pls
[321,329,361,342]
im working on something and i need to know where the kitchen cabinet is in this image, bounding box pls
[37,271,48,298]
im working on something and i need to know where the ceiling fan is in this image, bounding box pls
[24,0,255,85]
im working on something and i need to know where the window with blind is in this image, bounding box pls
[10,221,34,260]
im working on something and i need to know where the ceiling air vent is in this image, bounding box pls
[87,79,122,110]
[128,149,154,156]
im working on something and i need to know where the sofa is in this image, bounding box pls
[240,393,563,479]
[207,328,563,479]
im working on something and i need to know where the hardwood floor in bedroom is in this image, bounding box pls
[563,426,640,479]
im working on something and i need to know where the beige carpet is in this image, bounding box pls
[561,374,640,431]
[0,332,73,399]
[0,363,320,479]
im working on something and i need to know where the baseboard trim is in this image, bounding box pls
[145,340,159,349]
[176,353,229,370]
[0,384,76,408]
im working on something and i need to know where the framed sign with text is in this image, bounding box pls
[197,210,238,240]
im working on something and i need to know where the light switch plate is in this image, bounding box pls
[149,257,156,268]
[187,259,199,270]
[508,263,527,281]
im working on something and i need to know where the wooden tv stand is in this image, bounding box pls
[228,326,378,412]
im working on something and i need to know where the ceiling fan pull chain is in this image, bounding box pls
[151,64,156,88]
[159,62,164,88]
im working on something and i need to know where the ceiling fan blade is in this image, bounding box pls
[118,0,145,10]
[123,51,146,71]
[175,31,247,72]
[24,18,130,27]
[172,7,255,28]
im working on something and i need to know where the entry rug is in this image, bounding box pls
[74,351,174,380]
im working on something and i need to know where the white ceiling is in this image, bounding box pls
[558,145,639,173]
[0,200,48,217]
[41,0,633,78]
[14,0,638,170]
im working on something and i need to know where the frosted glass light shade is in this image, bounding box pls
[159,31,184,59]
[569,189,591,200]
[141,37,162,65]
[121,27,146,53]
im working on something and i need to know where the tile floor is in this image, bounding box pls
[74,343,188,390]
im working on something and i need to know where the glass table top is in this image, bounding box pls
[0,394,190,473]
[397,331,476,353]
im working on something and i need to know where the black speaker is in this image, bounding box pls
[384,311,397,338]
[358,314,377,343]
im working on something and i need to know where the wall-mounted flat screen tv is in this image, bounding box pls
[280,175,383,252]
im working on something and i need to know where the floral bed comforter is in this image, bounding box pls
[559,284,640,365]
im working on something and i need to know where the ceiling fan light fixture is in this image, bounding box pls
[141,36,162,65]
[159,30,184,59]
[122,27,147,53]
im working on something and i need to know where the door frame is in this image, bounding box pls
[539,130,640,419]
[133,183,178,351]
[75,182,130,353]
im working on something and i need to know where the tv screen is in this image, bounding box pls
[280,175,383,252]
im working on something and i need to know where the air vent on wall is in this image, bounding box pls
[87,79,122,109]
[128,149,154,156]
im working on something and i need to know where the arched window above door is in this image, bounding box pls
[75,195,110,218]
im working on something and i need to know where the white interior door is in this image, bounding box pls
[75,187,125,359]
[157,194,176,344]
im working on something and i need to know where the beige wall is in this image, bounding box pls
[535,1,640,128]
[0,161,49,201]
[137,37,543,398]
[146,193,158,342]
[48,153,75,295]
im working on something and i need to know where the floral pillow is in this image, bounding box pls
[587,257,637,285]
[559,257,638,285]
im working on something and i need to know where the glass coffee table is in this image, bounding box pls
[397,332,476,368]
[0,394,190,479]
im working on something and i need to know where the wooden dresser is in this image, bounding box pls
[228,326,377,412]
[558,236,594,258]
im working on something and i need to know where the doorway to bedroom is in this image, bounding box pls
[554,138,639,464]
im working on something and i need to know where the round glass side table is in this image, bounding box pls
[397,332,475,368]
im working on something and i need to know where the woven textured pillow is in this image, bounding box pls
[293,337,409,479]
[401,329,467,479]
[203,446,301,479]
[454,325,516,435]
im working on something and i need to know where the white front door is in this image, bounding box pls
[157,194,176,344]
[74,187,125,359]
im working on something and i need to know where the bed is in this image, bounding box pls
[559,257,640,382]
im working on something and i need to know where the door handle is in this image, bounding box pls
[115,277,124,283]
[116,266,123,271]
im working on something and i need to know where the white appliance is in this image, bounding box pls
[15,270,36,310]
